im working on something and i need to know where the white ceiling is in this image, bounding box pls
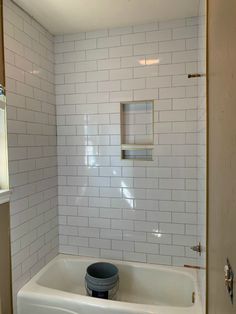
[13,0,200,35]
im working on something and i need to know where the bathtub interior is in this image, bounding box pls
[36,258,195,307]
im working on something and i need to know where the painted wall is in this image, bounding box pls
[208,0,236,312]
[55,18,204,266]
[3,0,58,308]
[0,202,13,314]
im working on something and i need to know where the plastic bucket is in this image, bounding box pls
[85,262,119,299]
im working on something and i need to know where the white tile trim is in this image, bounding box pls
[0,189,11,205]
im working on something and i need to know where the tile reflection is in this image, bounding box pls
[152,228,162,238]
[122,180,134,208]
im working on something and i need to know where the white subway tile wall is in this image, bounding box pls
[3,1,206,311]
[55,17,204,266]
[3,0,58,308]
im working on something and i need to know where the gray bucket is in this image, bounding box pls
[85,262,119,299]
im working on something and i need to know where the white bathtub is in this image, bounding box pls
[17,254,202,314]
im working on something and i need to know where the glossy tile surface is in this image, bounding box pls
[55,17,204,266]
[3,0,58,309]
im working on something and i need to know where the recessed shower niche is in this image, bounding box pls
[120,100,154,160]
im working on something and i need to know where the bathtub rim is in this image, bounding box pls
[17,253,203,314]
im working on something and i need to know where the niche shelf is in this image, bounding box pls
[120,100,154,161]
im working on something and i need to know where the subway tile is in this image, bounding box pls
[86,29,108,39]
[87,92,109,104]
[147,254,171,265]
[78,227,99,238]
[98,80,121,92]
[121,78,145,90]
[89,176,110,187]
[65,73,86,84]
[97,58,121,70]
[89,217,110,229]
[97,36,120,48]
[159,223,185,234]
[158,133,185,144]
[172,145,197,156]
[133,22,158,33]
[134,178,158,189]
[159,63,186,76]
[109,26,132,36]
[112,219,134,231]
[147,232,172,245]
[90,238,111,249]
[146,211,171,222]
[123,251,146,263]
[135,221,158,232]
[112,240,134,251]
[5,5,205,289]
[110,68,133,80]
[75,60,97,72]
[173,26,198,39]
[68,236,88,247]
[100,249,122,260]
[79,247,99,257]
[110,90,133,102]
[111,198,134,209]
[55,63,75,74]
[87,70,109,82]
[172,75,198,87]
[133,42,158,56]
[89,197,110,208]
[135,242,159,254]
[123,209,146,221]
[173,234,197,246]
[78,207,99,217]
[75,39,97,50]
[146,189,171,201]
[100,229,122,240]
[63,51,86,63]
[86,48,108,60]
[146,168,171,178]
[160,245,185,256]
[109,45,133,58]
[172,213,197,224]
[146,30,171,42]
[172,50,198,63]
[4,2,59,301]
[159,40,186,52]
[134,88,158,100]
[100,187,122,198]
[63,33,85,42]
[159,178,185,190]
[172,190,198,202]
[159,110,185,121]
[172,256,197,266]
[146,76,171,88]
[172,168,197,179]
[121,33,145,45]
[123,231,146,242]
[76,82,97,93]
[172,121,198,133]
[55,41,75,53]
[100,208,122,219]
[134,65,158,78]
